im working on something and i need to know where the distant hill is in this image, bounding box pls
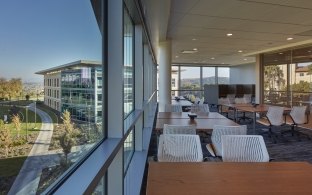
[181,76,229,84]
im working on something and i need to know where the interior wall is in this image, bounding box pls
[230,63,256,84]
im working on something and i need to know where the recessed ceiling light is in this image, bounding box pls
[227,33,233,37]
[210,57,215,60]
[193,48,198,51]
[175,55,179,58]
[238,50,243,53]
[279,52,283,55]
[244,58,247,61]
[181,50,198,54]
[308,50,311,53]
[192,38,197,41]
[221,62,225,64]
[287,37,293,40]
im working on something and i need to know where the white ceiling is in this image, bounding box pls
[167,0,312,65]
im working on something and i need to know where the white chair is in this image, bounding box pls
[190,104,209,113]
[206,125,247,157]
[198,98,204,105]
[243,94,252,103]
[157,134,203,162]
[265,106,285,143]
[283,106,309,139]
[221,135,270,162]
[164,104,183,112]
[227,94,236,104]
[163,124,196,135]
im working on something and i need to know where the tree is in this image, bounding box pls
[12,114,21,138]
[59,133,75,166]
[59,110,76,166]
[0,77,22,100]
[0,124,12,157]
[264,66,286,91]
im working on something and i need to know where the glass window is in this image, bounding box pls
[0,1,104,193]
[203,67,216,86]
[217,67,230,84]
[123,9,134,118]
[124,129,134,173]
[180,67,201,98]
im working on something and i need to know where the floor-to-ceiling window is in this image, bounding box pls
[262,45,312,107]
[0,0,104,194]
[166,65,230,100]
[123,8,134,118]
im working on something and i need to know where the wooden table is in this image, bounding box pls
[157,112,226,119]
[155,118,238,132]
[147,162,312,195]
[235,104,291,134]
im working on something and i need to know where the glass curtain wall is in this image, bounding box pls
[170,65,229,100]
[0,0,104,194]
[123,8,134,118]
[262,45,312,107]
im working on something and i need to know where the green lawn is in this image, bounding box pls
[0,102,42,136]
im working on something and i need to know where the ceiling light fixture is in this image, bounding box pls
[192,38,197,41]
[238,50,243,53]
[227,33,233,37]
[279,53,283,55]
[175,55,179,58]
[181,50,198,54]
[210,57,215,60]
[287,37,293,40]
[244,58,247,61]
[193,48,198,51]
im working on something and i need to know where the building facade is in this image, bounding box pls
[36,60,102,122]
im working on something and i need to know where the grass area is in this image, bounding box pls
[0,156,27,177]
[0,103,42,135]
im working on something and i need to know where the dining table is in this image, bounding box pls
[147,161,312,195]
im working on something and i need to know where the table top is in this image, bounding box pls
[155,118,238,131]
[236,104,292,113]
[157,112,226,119]
[219,103,253,108]
[171,99,193,106]
[147,162,312,195]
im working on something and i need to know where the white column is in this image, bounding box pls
[158,41,172,111]
[135,25,143,151]
[107,0,123,194]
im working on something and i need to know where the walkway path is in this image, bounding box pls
[8,103,54,195]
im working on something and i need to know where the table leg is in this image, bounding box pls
[253,112,256,134]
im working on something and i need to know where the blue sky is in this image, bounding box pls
[0,0,102,83]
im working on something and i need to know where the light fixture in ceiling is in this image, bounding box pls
[192,38,197,41]
[238,50,243,53]
[287,37,293,41]
[279,52,283,55]
[181,50,198,54]
[175,55,179,58]
[210,57,215,60]
[193,48,198,51]
[243,58,247,61]
[227,33,233,37]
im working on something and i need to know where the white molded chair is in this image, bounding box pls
[264,106,285,143]
[221,135,270,162]
[227,94,236,104]
[158,134,203,162]
[163,124,196,135]
[190,104,209,113]
[164,104,183,112]
[243,94,252,103]
[206,125,247,157]
[283,106,309,139]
